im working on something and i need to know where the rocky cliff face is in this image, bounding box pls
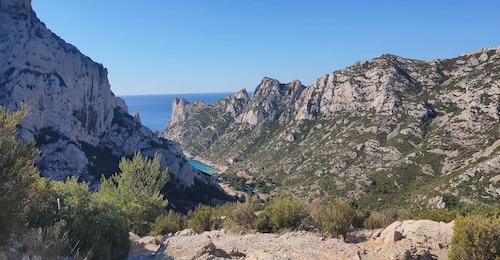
[0,0,227,211]
[163,47,500,209]
[236,78,305,127]
[164,89,250,155]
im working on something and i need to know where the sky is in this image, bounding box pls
[31,1,500,95]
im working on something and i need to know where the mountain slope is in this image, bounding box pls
[163,47,500,209]
[0,0,229,211]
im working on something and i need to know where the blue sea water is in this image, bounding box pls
[120,92,232,132]
[188,160,219,175]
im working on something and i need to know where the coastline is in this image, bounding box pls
[184,152,228,173]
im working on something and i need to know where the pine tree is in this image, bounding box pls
[98,152,170,235]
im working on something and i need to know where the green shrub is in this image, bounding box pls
[24,178,59,229]
[265,196,308,231]
[231,196,261,230]
[150,210,186,235]
[253,211,273,232]
[98,152,169,235]
[317,202,355,239]
[0,106,38,243]
[457,203,500,218]
[187,204,222,233]
[51,178,130,260]
[418,209,456,223]
[449,215,500,260]
[273,197,307,230]
[363,211,387,229]
[25,177,131,259]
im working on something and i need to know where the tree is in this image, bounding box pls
[0,106,38,243]
[98,152,170,235]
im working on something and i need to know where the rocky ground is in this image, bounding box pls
[129,219,453,260]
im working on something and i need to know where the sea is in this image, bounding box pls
[120,92,233,132]
[120,92,234,174]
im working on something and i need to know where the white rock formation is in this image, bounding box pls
[236,77,305,127]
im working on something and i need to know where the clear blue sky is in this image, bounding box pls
[32,1,500,95]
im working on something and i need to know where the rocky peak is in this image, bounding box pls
[235,88,249,100]
[162,90,252,152]
[169,98,206,125]
[224,89,250,117]
[236,77,306,127]
[459,45,500,58]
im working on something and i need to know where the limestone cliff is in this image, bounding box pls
[0,0,227,210]
[236,77,305,127]
[164,89,250,155]
[163,47,500,209]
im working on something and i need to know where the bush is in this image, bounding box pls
[256,196,308,232]
[98,152,169,236]
[316,202,355,239]
[449,215,500,260]
[25,177,132,259]
[457,203,500,218]
[231,196,261,230]
[253,211,273,232]
[363,211,387,229]
[418,209,456,223]
[52,178,130,260]
[187,204,224,233]
[150,210,186,235]
[0,106,38,243]
[24,178,59,229]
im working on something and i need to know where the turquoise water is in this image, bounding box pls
[121,93,233,131]
[188,159,218,174]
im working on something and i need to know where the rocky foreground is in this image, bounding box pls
[129,219,453,260]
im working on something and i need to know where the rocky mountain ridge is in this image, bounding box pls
[0,0,227,210]
[163,46,500,209]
